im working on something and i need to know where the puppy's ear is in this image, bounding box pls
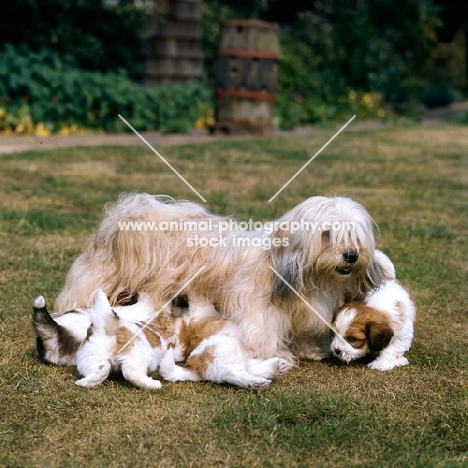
[365,322,394,352]
[270,230,304,301]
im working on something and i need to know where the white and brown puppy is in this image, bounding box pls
[160,297,293,390]
[54,193,385,362]
[331,258,416,371]
[33,291,168,390]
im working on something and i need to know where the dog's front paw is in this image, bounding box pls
[273,358,294,376]
[367,356,408,371]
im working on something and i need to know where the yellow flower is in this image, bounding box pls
[362,93,373,105]
[59,126,71,136]
[0,107,6,119]
[194,117,205,130]
[35,122,51,136]
[348,90,357,102]
[377,108,386,118]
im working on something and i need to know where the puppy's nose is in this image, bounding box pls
[343,250,358,264]
[334,348,342,355]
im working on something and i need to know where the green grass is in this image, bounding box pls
[0,124,467,467]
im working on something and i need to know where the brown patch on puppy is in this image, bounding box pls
[104,312,120,336]
[142,327,161,348]
[179,318,227,359]
[185,345,216,378]
[103,312,134,354]
[344,302,394,352]
[57,326,83,358]
[149,311,177,340]
[116,326,134,354]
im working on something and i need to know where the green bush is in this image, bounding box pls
[0,0,154,72]
[0,44,213,134]
[420,81,455,108]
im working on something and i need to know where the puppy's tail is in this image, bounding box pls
[159,348,200,382]
[32,296,60,362]
[89,289,113,334]
[374,250,396,280]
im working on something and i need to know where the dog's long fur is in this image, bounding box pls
[55,193,385,361]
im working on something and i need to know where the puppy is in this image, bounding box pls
[331,276,416,371]
[160,298,293,390]
[33,291,168,390]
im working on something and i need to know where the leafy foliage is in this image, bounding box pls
[0,0,160,72]
[0,44,213,134]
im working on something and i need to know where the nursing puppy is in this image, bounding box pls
[33,291,168,389]
[55,193,385,362]
[331,255,416,370]
[159,297,293,390]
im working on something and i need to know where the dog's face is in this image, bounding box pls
[270,196,382,300]
[314,230,374,283]
[331,303,394,363]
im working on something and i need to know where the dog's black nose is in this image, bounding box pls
[334,348,341,355]
[343,250,358,264]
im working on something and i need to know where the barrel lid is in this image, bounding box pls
[222,19,277,30]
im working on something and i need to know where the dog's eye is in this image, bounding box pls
[346,336,358,343]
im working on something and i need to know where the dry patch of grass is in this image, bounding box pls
[0,124,467,467]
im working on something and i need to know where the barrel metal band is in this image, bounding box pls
[218,49,278,59]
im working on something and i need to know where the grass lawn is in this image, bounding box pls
[0,124,467,467]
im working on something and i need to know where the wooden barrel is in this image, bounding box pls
[136,0,203,86]
[213,20,279,133]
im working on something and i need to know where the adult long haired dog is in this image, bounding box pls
[55,193,386,361]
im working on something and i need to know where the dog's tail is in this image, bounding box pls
[374,250,396,280]
[32,296,61,363]
[89,289,114,334]
[159,347,200,382]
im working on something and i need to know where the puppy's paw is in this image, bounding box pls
[367,356,408,371]
[273,358,294,376]
[247,377,271,391]
[394,356,409,367]
[139,379,163,391]
[75,376,102,388]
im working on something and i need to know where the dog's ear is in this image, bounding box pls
[365,322,394,352]
[270,230,305,301]
[362,259,384,297]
